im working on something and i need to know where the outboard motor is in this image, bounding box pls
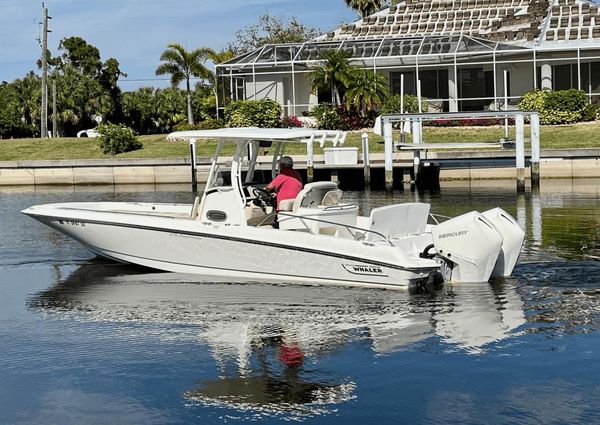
[482,208,525,277]
[431,212,503,282]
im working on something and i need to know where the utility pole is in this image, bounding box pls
[40,4,51,139]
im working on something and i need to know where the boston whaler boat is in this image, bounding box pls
[22,128,525,290]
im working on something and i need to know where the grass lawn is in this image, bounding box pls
[1,122,598,161]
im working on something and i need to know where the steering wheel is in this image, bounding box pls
[252,187,275,207]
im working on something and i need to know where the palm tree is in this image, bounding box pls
[344,0,383,18]
[345,68,390,114]
[156,43,212,125]
[309,49,354,105]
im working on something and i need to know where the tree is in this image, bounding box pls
[51,65,112,135]
[11,71,41,132]
[345,69,389,113]
[228,14,320,55]
[156,43,212,125]
[57,36,102,76]
[344,0,383,18]
[309,49,354,105]
[0,82,32,138]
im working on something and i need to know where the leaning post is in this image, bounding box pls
[362,132,371,188]
[515,114,526,192]
[189,138,198,193]
[383,119,394,193]
[530,112,541,189]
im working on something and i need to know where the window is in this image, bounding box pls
[458,68,486,111]
[390,71,416,95]
[553,64,578,90]
[234,77,245,101]
[420,69,449,111]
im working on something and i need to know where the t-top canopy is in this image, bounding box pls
[167,127,347,147]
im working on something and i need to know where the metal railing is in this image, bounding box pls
[276,211,396,246]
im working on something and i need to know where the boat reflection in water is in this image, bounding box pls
[28,262,527,416]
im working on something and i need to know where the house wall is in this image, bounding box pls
[293,73,315,116]
[244,74,284,104]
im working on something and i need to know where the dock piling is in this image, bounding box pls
[306,137,314,183]
[515,115,526,192]
[530,113,541,189]
[383,121,394,193]
[361,132,371,187]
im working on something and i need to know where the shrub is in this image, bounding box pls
[197,118,226,129]
[281,115,302,128]
[97,123,141,155]
[581,104,600,122]
[545,89,587,114]
[381,94,429,114]
[307,104,374,130]
[308,104,344,130]
[224,99,282,128]
[519,89,589,125]
[173,118,225,131]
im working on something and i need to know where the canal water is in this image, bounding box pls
[1,180,599,424]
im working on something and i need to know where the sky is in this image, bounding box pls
[0,0,357,90]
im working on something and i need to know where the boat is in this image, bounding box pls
[22,127,525,290]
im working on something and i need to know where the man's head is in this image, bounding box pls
[280,156,294,169]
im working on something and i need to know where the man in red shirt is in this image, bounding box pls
[265,156,303,211]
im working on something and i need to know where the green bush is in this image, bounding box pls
[581,104,600,122]
[381,94,429,114]
[97,123,142,155]
[224,99,282,128]
[173,118,225,131]
[545,89,587,113]
[519,89,589,125]
[308,103,343,130]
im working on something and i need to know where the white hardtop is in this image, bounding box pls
[167,127,346,147]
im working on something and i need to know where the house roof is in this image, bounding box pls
[218,0,600,71]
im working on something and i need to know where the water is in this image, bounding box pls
[1,180,599,424]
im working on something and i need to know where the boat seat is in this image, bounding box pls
[291,181,339,212]
[362,203,431,241]
[278,198,295,211]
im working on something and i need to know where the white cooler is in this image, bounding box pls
[323,147,358,166]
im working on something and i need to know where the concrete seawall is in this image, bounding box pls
[1,149,599,186]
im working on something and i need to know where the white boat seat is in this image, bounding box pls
[363,203,431,241]
[292,181,339,212]
[321,189,342,206]
[278,198,295,211]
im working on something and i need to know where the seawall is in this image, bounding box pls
[1,149,599,186]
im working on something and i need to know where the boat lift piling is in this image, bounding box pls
[381,111,541,193]
[515,114,526,192]
[383,121,394,192]
[361,132,371,187]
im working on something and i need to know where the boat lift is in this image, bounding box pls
[380,110,541,192]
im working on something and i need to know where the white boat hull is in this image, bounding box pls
[23,202,440,289]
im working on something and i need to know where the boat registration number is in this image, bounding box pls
[58,220,85,227]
